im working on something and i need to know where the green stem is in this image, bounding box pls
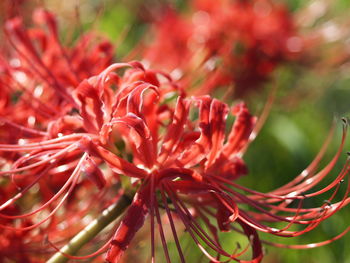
[47,194,132,263]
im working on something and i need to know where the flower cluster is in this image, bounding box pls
[143,0,303,97]
[0,4,349,263]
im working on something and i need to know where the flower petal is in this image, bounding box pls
[223,103,256,157]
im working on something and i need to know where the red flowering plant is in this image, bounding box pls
[0,8,113,142]
[1,58,350,262]
[143,0,303,97]
[91,94,350,262]
[0,6,349,263]
[0,26,186,259]
[0,9,116,261]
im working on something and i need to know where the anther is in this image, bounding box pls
[342,117,348,126]
[323,200,332,207]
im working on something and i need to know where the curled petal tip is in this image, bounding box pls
[129,61,145,71]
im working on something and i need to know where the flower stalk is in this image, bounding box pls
[47,194,132,263]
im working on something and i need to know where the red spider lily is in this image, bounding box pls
[144,0,303,97]
[1,60,350,262]
[103,97,349,262]
[0,9,114,161]
[0,60,182,261]
[0,59,349,262]
[0,8,349,263]
[103,97,257,262]
[0,9,114,124]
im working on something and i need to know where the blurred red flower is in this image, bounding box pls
[0,7,348,263]
[144,0,303,97]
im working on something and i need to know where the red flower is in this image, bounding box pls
[0,9,114,161]
[0,60,182,261]
[1,9,113,123]
[1,58,349,262]
[144,0,303,97]
[104,96,258,262]
[0,8,349,263]
[104,93,349,262]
